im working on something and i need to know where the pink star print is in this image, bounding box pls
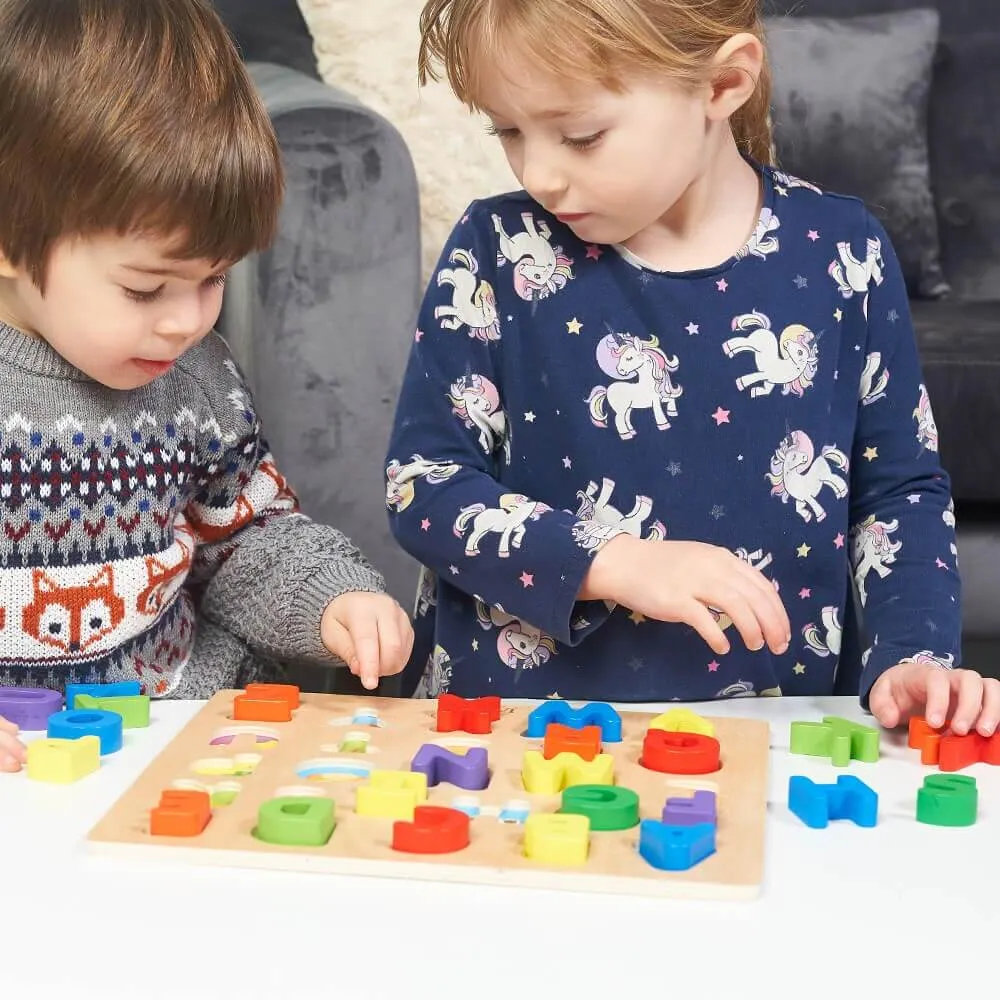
[414,328,424,342]
[712,407,730,425]
[833,533,845,549]
[707,660,720,672]
[807,230,820,241]
[420,518,430,531]
[936,558,948,569]
[716,278,728,292]
[585,244,603,261]
[799,588,811,599]
[520,571,534,587]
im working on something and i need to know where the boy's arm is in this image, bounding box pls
[385,203,615,645]
[847,214,961,704]
[182,341,386,664]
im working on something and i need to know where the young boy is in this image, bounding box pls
[0,0,412,771]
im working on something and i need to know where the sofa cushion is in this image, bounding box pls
[212,0,320,80]
[912,299,1000,502]
[765,8,948,299]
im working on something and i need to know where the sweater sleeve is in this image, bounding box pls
[847,214,962,704]
[384,204,614,645]
[182,337,386,663]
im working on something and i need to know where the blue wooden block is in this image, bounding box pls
[525,700,622,742]
[47,709,123,755]
[65,681,141,709]
[787,774,878,829]
[637,820,716,871]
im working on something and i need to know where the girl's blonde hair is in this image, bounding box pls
[418,0,774,165]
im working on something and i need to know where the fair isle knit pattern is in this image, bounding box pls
[0,325,386,697]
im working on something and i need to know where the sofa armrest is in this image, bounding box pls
[219,62,422,606]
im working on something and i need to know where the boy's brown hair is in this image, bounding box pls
[0,0,284,287]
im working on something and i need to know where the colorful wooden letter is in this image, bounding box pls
[640,730,720,774]
[523,813,590,866]
[47,708,122,755]
[0,687,62,731]
[560,784,639,831]
[521,749,614,794]
[25,735,100,784]
[256,796,335,846]
[648,708,716,737]
[662,790,717,827]
[150,789,212,837]
[542,722,601,761]
[435,694,501,734]
[787,775,878,829]
[525,700,622,742]
[916,774,978,827]
[908,716,1000,772]
[410,743,490,790]
[392,805,471,854]
[74,693,150,729]
[789,716,879,766]
[638,820,716,871]
[355,770,428,819]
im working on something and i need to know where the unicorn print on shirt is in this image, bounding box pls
[448,373,510,462]
[829,236,885,318]
[913,384,939,453]
[803,606,843,658]
[851,514,902,605]
[492,212,574,302]
[385,455,462,512]
[766,430,849,523]
[433,247,502,342]
[722,309,819,398]
[569,477,667,553]
[453,493,551,558]
[475,599,558,671]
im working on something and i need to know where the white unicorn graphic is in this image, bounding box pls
[492,212,574,302]
[829,237,884,317]
[722,309,818,398]
[710,548,775,632]
[734,207,780,260]
[803,606,842,658]
[384,455,461,512]
[413,644,454,698]
[448,373,509,461]
[899,650,955,670]
[851,514,902,605]
[453,493,550,558]
[859,352,889,406]
[475,600,557,670]
[772,170,823,194]
[570,477,667,553]
[913,384,938,452]
[413,565,437,618]
[433,247,501,341]
[586,331,683,440]
[766,430,849,523]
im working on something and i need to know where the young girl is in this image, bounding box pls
[384,0,997,736]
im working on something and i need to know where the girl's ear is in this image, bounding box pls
[0,250,19,279]
[705,31,765,122]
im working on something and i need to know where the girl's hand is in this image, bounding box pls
[0,716,27,772]
[581,534,791,656]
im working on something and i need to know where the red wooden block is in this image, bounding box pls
[233,695,291,722]
[150,789,211,837]
[640,730,721,775]
[435,693,501,734]
[907,716,1000,772]
[392,805,471,854]
[543,722,601,761]
[908,716,943,764]
[244,682,300,709]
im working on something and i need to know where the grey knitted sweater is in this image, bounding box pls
[0,323,385,698]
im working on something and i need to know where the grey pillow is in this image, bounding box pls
[765,9,949,298]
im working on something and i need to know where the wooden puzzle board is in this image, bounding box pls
[86,690,771,900]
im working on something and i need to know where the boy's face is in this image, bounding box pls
[0,232,231,389]
[479,57,712,248]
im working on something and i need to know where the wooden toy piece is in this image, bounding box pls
[908,716,944,764]
[542,722,601,761]
[244,683,300,710]
[523,813,590,866]
[410,743,490,790]
[907,715,1000,771]
[85,690,772,901]
[787,775,878,829]
[150,789,211,837]
[47,708,122,755]
[256,796,336,846]
[233,693,292,723]
[640,730,721,774]
[435,693,501,734]
[392,805,471,854]
[26,735,100,784]
[662,790,717,827]
[525,699,622,742]
[916,775,978,827]
[638,821,716,871]
[355,770,428,819]
[521,749,614,794]
[559,784,640,831]
[75,693,150,729]
[0,686,62,732]
[648,708,715,738]
[789,716,879,766]
[66,681,141,710]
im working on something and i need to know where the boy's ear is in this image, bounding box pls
[705,32,765,122]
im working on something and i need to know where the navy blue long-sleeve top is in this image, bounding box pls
[384,163,961,705]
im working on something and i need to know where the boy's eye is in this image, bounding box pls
[562,131,605,151]
[123,285,164,303]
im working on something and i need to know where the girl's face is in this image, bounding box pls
[479,55,713,248]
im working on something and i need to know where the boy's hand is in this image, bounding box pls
[869,662,1000,736]
[0,716,27,772]
[580,534,791,656]
[321,592,414,690]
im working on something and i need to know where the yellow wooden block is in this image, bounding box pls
[354,769,428,819]
[649,708,715,738]
[521,750,614,794]
[523,813,590,866]
[26,735,100,784]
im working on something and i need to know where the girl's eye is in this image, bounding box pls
[484,123,519,141]
[206,272,228,289]
[563,131,605,151]
[123,285,164,303]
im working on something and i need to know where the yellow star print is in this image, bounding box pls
[864,446,878,461]
[793,663,806,675]
[629,610,647,625]
[566,318,583,335]
[797,543,811,558]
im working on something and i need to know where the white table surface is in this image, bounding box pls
[2,694,997,999]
